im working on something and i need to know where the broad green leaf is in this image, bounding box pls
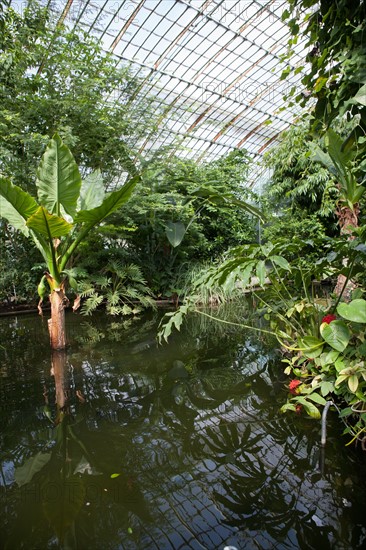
[337,299,366,323]
[320,381,334,396]
[294,397,321,419]
[348,374,359,393]
[324,349,340,364]
[306,392,327,406]
[26,206,73,238]
[353,83,366,106]
[165,221,186,247]
[36,133,82,217]
[15,452,51,486]
[335,374,348,387]
[74,175,139,226]
[270,255,291,271]
[79,169,105,210]
[320,320,351,352]
[228,197,266,222]
[302,335,324,349]
[256,260,266,286]
[0,177,38,236]
[280,403,297,413]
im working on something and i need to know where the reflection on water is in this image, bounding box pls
[1,308,366,549]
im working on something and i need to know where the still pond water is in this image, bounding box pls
[0,306,366,550]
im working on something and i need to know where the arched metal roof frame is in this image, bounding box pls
[11,0,310,184]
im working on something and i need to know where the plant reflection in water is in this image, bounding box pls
[0,308,366,549]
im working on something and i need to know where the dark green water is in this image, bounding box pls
[0,308,366,550]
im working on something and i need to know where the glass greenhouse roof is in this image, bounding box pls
[11,0,309,170]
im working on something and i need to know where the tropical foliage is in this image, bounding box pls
[0,133,138,348]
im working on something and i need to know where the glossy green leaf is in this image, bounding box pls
[306,392,327,406]
[36,133,82,217]
[348,375,359,393]
[15,452,51,486]
[320,320,351,352]
[294,397,321,419]
[79,169,105,211]
[337,299,366,323]
[74,175,139,226]
[0,177,38,236]
[26,206,73,238]
[165,221,186,247]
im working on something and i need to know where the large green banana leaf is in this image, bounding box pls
[74,175,139,227]
[0,177,38,236]
[26,206,73,238]
[79,169,105,211]
[36,133,82,218]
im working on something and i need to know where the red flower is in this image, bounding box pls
[321,314,337,325]
[295,404,302,414]
[289,379,301,394]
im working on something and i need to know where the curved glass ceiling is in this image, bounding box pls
[11,0,308,168]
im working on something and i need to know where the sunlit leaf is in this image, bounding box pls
[79,169,105,210]
[26,206,73,237]
[74,175,139,226]
[306,392,327,406]
[37,133,82,217]
[0,177,38,236]
[348,374,359,393]
[165,221,186,247]
[320,320,350,352]
[337,299,366,323]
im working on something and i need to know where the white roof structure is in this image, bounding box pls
[12,0,309,175]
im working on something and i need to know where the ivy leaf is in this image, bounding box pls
[320,320,351,352]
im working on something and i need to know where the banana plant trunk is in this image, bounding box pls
[47,281,69,350]
[334,203,359,299]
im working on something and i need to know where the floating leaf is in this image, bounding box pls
[337,299,366,323]
[320,320,351,352]
[111,473,121,479]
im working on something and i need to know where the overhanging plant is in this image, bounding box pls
[0,134,139,350]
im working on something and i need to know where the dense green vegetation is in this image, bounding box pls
[1,0,366,445]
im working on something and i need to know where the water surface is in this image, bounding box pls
[0,308,366,549]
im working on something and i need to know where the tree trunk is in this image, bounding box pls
[48,288,68,350]
[334,203,359,300]
[51,350,69,411]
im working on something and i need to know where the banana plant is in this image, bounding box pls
[313,128,365,297]
[0,134,138,350]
